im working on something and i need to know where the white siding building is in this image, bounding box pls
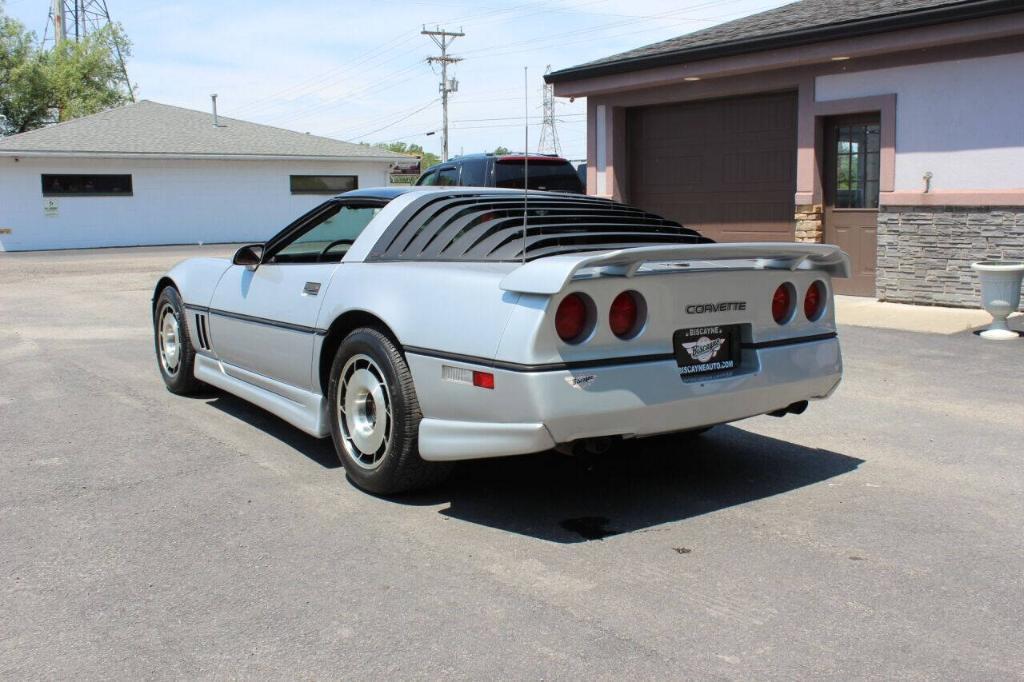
[0,101,408,251]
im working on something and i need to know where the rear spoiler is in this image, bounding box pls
[499,243,851,295]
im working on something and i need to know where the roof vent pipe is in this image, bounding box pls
[211,94,220,127]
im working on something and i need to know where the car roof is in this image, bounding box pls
[339,186,591,201]
[333,187,416,201]
[446,152,566,160]
[419,152,570,173]
[335,186,587,203]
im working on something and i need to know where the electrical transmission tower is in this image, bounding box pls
[537,65,561,156]
[45,0,134,101]
[422,26,463,162]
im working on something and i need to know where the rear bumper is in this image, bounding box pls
[408,338,842,462]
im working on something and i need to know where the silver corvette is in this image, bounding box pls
[153,187,849,493]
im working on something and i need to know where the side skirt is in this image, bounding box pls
[194,354,331,438]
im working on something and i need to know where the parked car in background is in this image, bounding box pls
[153,186,849,495]
[575,161,587,189]
[416,152,584,193]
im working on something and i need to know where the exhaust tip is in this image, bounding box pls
[768,400,809,418]
[788,400,808,415]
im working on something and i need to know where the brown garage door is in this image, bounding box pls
[627,92,797,243]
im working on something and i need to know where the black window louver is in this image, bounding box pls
[367,191,711,262]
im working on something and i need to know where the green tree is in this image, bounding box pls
[493,145,511,155]
[1,6,133,135]
[374,141,440,170]
[0,10,48,134]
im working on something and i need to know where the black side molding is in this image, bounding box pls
[407,331,837,373]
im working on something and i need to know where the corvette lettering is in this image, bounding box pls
[685,301,747,314]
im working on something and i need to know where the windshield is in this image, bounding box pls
[270,204,381,263]
[494,160,584,193]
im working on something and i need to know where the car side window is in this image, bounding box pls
[268,204,381,263]
[417,170,438,186]
[437,167,459,186]
[459,157,488,186]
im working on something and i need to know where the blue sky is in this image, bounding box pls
[5,0,791,159]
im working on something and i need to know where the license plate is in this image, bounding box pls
[673,324,741,377]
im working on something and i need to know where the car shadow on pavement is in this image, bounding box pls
[205,393,341,469]
[405,425,863,543]
[203,392,862,543]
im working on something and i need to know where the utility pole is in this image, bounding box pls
[422,26,463,162]
[45,0,134,101]
[537,65,562,156]
[52,0,66,43]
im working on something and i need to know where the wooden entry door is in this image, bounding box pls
[824,116,879,297]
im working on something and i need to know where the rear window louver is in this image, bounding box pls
[367,192,710,262]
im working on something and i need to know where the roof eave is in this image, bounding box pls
[545,0,1023,84]
[0,150,403,162]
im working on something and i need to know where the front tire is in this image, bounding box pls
[328,328,451,494]
[154,286,203,395]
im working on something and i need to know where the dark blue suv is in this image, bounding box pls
[416,152,584,193]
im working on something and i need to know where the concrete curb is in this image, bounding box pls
[834,295,1023,335]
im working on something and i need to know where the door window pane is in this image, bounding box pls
[833,122,880,209]
[271,205,381,262]
[437,167,459,186]
[459,157,488,186]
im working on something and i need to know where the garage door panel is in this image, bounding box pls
[722,148,794,186]
[638,106,720,143]
[634,198,709,227]
[627,92,797,243]
[638,154,702,189]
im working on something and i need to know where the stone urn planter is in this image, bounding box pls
[971,261,1024,340]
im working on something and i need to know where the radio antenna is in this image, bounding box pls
[521,66,529,264]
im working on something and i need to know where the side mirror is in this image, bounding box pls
[233,244,263,269]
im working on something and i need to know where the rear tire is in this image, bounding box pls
[154,286,203,395]
[328,328,451,495]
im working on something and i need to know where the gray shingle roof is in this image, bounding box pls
[548,0,1019,82]
[0,100,410,160]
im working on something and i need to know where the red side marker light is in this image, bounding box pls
[472,371,495,390]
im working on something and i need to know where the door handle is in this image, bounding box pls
[303,282,321,296]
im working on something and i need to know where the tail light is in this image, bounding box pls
[804,281,826,321]
[609,291,644,339]
[772,283,795,324]
[555,293,590,343]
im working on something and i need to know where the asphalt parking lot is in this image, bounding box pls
[1,246,1022,679]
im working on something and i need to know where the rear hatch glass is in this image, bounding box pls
[494,158,584,193]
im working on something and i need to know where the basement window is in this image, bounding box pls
[289,175,358,195]
[41,174,133,196]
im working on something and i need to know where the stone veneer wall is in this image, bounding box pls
[877,206,1024,307]
[794,204,823,244]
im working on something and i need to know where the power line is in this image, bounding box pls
[257,62,428,128]
[422,25,464,162]
[341,99,440,141]
[456,0,759,59]
[233,31,422,117]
